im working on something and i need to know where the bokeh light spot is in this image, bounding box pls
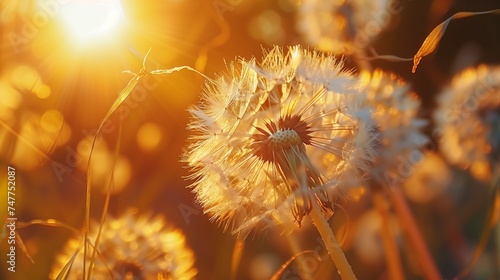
[137,122,163,152]
[249,254,280,280]
[11,65,40,90]
[0,79,22,111]
[34,84,51,99]
[40,110,64,133]
[248,10,285,45]
[112,157,132,193]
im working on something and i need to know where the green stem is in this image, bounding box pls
[309,199,357,280]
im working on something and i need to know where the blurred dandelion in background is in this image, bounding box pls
[51,209,197,280]
[248,10,286,45]
[184,45,378,238]
[357,70,428,186]
[295,0,395,54]
[434,65,500,181]
[136,122,164,153]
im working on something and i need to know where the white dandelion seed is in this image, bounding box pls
[51,210,197,280]
[184,46,378,238]
[434,65,500,181]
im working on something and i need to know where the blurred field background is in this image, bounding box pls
[1,0,500,279]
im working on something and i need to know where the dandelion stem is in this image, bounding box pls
[270,250,314,280]
[309,198,357,280]
[389,186,441,280]
[372,188,404,280]
[230,238,245,280]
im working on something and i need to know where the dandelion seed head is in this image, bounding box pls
[434,65,500,181]
[296,0,394,54]
[184,46,378,237]
[357,70,428,185]
[50,210,197,280]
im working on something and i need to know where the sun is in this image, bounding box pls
[58,0,124,44]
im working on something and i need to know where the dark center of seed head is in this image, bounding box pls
[113,261,144,280]
[251,115,312,162]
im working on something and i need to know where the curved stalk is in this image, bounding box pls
[309,199,357,280]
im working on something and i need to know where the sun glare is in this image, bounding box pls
[58,0,124,43]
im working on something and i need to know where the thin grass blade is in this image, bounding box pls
[456,174,500,279]
[270,250,314,280]
[0,120,53,162]
[14,233,35,265]
[87,120,122,280]
[17,219,80,236]
[82,48,150,279]
[55,257,74,280]
[55,241,84,280]
[150,66,214,84]
[101,76,142,125]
